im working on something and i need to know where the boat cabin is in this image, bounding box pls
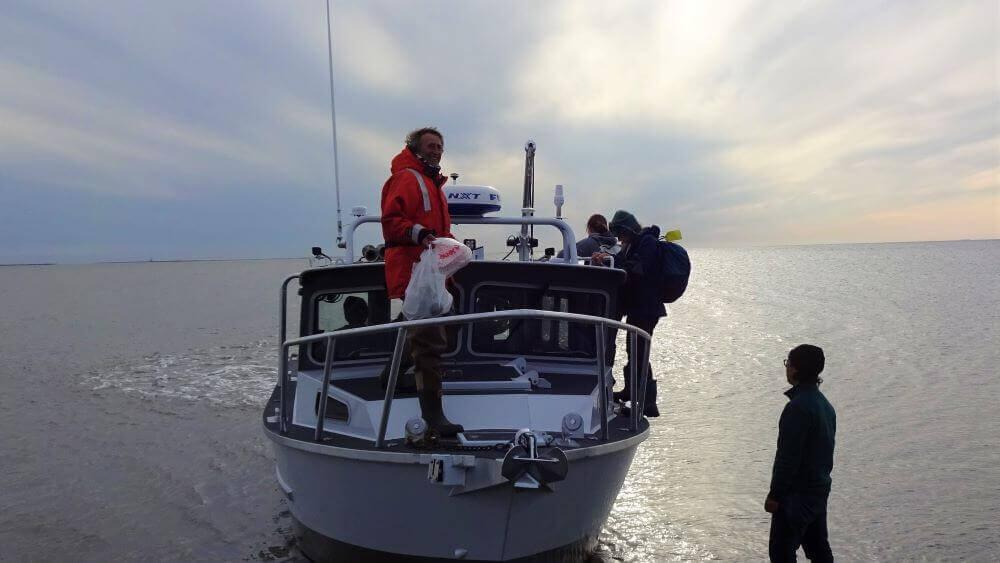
[297,261,625,370]
[264,141,653,562]
[283,259,629,444]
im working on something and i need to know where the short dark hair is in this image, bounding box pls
[405,127,443,151]
[586,214,609,234]
[343,295,368,326]
[788,344,825,382]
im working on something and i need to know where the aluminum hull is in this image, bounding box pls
[265,425,646,561]
[291,517,598,562]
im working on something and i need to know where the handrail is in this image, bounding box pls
[278,274,300,434]
[278,308,652,446]
[314,336,336,441]
[375,329,409,448]
[343,215,579,263]
[283,309,647,347]
[456,216,576,263]
[595,323,609,442]
[628,325,639,431]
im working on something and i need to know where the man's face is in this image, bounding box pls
[784,356,798,386]
[416,133,444,166]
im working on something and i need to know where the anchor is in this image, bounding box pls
[500,429,569,490]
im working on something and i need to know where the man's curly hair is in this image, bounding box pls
[405,127,444,151]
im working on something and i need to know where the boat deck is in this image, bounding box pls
[262,385,646,459]
[328,369,598,401]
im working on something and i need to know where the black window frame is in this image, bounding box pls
[307,285,464,366]
[465,282,611,361]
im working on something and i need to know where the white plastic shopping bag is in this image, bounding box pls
[402,247,453,320]
[429,237,473,276]
[400,239,472,320]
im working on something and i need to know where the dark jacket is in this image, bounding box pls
[380,148,454,298]
[578,232,618,257]
[558,232,618,259]
[618,226,666,318]
[769,383,837,501]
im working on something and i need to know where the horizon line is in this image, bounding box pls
[2,237,996,267]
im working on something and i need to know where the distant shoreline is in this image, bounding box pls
[2,238,996,266]
[100,257,299,264]
[0,257,302,267]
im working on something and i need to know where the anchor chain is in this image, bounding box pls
[404,438,513,453]
[432,439,512,453]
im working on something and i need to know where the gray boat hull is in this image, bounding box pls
[267,429,645,561]
[292,516,599,562]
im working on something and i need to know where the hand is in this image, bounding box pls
[416,228,437,248]
[764,496,779,514]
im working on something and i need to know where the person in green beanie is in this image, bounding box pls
[598,210,665,417]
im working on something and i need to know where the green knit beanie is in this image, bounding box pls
[609,210,641,236]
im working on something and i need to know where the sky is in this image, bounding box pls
[1,0,997,263]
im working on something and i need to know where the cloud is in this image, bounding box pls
[0,0,996,262]
[507,0,999,245]
[785,190,999,244]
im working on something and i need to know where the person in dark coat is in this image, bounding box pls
[559,214,618,260]
[765,344,836,562]
[597,210,665,417]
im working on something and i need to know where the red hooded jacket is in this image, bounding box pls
[381,147,454,299]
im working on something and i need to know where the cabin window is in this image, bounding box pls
[310,290,395,363]
[470,285,606,358]
[309,289,459,364]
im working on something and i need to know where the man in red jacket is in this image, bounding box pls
[381,126,462,437]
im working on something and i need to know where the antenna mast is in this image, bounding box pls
[325,0,345,248]
[518,141,536,261]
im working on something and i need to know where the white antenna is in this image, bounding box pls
[325,0,345,248]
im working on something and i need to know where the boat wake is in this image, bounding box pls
[86,339,276,408]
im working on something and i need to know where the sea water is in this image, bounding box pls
[1,240,997,561]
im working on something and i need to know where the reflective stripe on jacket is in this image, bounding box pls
[380,147,453,299]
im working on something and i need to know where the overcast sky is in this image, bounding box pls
[1,0,997,263]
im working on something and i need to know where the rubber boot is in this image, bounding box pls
[418,391,464,438]
[613,387,630,403]
[643,379,660,418]
[613,361,632,403]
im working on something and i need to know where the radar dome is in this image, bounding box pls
[443,185,501,216]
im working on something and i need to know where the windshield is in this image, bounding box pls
[470,285,607,358]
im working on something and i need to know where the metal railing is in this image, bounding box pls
[278,274,300,434]
[344,215,579,263]
[276,309,652,447]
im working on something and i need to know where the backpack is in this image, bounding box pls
[658,240,690,303]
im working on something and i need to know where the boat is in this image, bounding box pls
[262,142,654,561]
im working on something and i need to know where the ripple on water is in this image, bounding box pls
[74,243,1000,560]
[85,339,277,408]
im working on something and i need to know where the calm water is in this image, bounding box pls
[1,241,997,561]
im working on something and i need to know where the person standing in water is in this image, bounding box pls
[765,344,836,562]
